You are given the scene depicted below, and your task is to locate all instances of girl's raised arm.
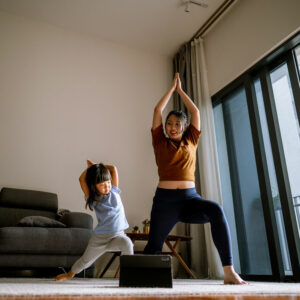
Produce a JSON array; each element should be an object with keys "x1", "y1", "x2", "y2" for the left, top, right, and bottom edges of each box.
[
  {"x1": 152, "y1": 75, "x2": 177, "y2": 130},
  {"x1": 176, "y1": 74, "x2": 201, "y2": 131},
  {"x1": 78, "y1": 159, "x2": 95, "y2": 199},
  {"x1": 105, "y1": 165, "x2": 119, "y2": 188},
  {"x1": 79, "y1": 167, "x2": 90, "y2": 199}
]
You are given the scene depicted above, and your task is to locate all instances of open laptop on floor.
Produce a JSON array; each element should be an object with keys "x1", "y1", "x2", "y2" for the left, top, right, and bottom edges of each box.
[{"x1": 119, "y1": 254, "x2": 172, "y2": 288}]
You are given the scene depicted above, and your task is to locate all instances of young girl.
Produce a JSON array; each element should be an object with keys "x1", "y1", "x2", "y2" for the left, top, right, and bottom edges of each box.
[
  {"x1": 56, "y1": 160, "x2": 133, "y2": 282},
  {"x1": 143, "y1": 73, "x2": 246, "y2": 284}
]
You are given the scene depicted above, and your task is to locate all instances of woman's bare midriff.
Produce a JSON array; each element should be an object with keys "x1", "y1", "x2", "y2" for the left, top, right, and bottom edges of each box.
[{"x1": 157, "y1": 181, "x2": 195, "y2": 189}]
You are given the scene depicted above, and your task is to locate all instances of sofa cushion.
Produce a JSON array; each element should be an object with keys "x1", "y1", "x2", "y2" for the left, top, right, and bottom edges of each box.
[
  {"x1": 0, "y1": 207, "x2": 57, "y2": 227},
  {"x1": 60, "y1": 212, "x2": 93, "y2": 229},
  {"x1": 18, "y1": 216, "x2": 66, "y2": 228},
  {"x1": 0, "y1": 227, "x2": 92, "y2": 255},
  {"x1": 0, "y1": 188, "x2": 58, "y2": 212}
]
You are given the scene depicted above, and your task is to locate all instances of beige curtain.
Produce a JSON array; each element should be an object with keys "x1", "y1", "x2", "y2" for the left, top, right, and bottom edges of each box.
[
  {"x1": 190, "y1": 37, "x2": 223, "y2": 279},
  {"x1": 173, "y1": 38, "x2": 224, "y2": 279}
]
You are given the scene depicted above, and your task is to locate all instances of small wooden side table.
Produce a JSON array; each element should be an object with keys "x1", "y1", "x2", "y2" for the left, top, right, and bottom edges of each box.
[{"x1": 99, "y1": 232, "x2": 196, "y2": 279}]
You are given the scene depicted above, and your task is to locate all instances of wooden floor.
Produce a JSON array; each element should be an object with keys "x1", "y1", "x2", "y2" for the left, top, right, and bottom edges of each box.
[{"x1": 0, "y1": 296, "x2": 300, "y2": 300}]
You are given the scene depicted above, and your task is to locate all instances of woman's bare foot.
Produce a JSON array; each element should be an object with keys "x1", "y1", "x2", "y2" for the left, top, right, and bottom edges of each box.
[
  {"x1": 55, "y1": 271, "x2": 75, "y2": 282},
  {"x1": 223, "y1": 266, "x2": 247, "y2": 285}
]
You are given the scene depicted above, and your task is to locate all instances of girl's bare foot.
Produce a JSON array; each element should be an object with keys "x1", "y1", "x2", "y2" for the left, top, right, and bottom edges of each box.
[
  {"x1": 55, "y1": 271, "x2": 75, "y2": 282},
  {"x1": 223, "y1": 266, "x2": 247, "y2": 285}
]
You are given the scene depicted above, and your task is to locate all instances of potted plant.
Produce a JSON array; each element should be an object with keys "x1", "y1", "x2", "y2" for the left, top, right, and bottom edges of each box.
[
  {"x1": 132, "y1": 226, "x2": 140, "y2": 233},
  {"x1": 142, "y1": 219, "x2": 150, "y2": 234}
]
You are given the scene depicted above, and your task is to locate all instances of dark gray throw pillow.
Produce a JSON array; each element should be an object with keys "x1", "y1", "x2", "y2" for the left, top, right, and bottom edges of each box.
[{"x1": 17, "y1": 216, "x2": 66, "y2": 228}]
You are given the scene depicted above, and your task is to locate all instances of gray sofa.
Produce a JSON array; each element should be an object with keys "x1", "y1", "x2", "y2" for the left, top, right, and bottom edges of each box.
[{"x1": 0, "y1": 187, "x2": 93, "y2": 276}]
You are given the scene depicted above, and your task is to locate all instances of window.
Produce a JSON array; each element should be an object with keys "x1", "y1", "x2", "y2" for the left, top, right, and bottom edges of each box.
[
  {"x1": 254, "y1": 77, "x2": 292, "y2": 275},
  {"x1": 214, "y1": 87, "x2": 272, "y2": 275},
  {"x1": 295, "y1": 46, "x2": 300, "y2": 74},
  {"x1": 270, "y1": 63, "x2": 300, "y2": 239},
  {"x1": 212, "y1": 32, "x2": 300, "y2": 281}
]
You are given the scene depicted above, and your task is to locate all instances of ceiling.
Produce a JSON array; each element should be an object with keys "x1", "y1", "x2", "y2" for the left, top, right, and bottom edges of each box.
[{"x1": 0, "y1": 0, "x2": 225, "y2": 57}]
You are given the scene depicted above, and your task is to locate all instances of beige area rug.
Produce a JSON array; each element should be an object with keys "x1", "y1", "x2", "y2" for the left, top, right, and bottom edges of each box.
[{"x1": 0, "y1": 278, "x2": 300, "y2": 297}]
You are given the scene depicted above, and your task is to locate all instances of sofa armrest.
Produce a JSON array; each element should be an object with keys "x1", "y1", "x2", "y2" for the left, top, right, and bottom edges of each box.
[{"x1": 60, "y1": 212, "x2": 93, "y2": 229}]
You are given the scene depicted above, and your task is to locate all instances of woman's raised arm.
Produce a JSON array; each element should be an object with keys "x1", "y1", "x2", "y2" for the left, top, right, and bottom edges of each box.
[
  {"x1": 152, "y1": 75, "x2": 177, "y2": 130},
  {"x1": 176, "y1": 73, "x2": 201, "y2": 131}
]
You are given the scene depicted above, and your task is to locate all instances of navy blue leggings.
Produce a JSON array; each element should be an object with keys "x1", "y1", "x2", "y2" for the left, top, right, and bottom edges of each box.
[{"x1": 143, "y1": 188, "x2": 233, "y2": 266}]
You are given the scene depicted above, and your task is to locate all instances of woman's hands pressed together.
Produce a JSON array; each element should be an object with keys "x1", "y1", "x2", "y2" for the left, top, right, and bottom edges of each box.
[{"x1": 175, "y1": 73, "x2": 182, "y2": 92}]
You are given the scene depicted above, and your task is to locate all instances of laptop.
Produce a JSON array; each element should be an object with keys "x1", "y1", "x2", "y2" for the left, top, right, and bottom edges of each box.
[{"x1": 119, "y1": 254, "x2": 172, "y2": 288}]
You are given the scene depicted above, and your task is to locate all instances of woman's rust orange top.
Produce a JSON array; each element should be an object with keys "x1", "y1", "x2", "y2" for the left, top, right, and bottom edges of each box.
[{"x1": 152, "y1": 124, "x2": 201, "y2": 181}]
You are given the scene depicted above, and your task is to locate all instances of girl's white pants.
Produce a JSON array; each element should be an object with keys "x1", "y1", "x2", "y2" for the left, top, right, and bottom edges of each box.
[{"x1": 71, "y1": 230, "x2": 133, "y2": 274}]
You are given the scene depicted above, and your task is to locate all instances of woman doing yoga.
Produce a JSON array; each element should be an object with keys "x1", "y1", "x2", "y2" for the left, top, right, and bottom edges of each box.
[{"x1": 143, "y1": 73, "x2": 246, "y2": 284}]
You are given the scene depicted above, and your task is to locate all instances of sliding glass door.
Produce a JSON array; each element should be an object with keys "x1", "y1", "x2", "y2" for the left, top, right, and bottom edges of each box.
[
  {"x1": 253, "y1": 78, "x2": 292, "y2": 275},
  {"x1": 214, "y1": 87, "x2": 272, "y2": 276},
  {"x1": 212, "y1": 34, "x2": 300, "y2": 281},
  {"x1": 269, "y1": 63, "x2": 300, "y2": 240}
]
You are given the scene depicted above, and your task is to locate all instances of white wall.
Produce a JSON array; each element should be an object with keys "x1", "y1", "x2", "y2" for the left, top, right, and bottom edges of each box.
[
  {"x1": 204, "y1": 0, "x2": 300, "y2": 96},
  {"x1": 0, "y1": 11, "x2": 172, "y2": 232}
]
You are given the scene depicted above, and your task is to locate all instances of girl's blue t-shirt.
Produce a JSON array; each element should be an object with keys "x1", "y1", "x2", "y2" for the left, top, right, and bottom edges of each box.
[{"x1": 91, "y1": 185, "x2": 129, "y2": 234}]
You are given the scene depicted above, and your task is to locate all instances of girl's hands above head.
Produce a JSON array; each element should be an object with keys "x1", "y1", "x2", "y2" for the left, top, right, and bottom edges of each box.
[{"x1": 87, "y1": 159, "x2": 95, "y2": 167}]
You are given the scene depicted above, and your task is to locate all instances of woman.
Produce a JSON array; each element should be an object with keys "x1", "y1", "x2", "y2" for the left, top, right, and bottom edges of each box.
[{"x1": 143, "y1": 73, "x2": 246, "y2": 284}]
